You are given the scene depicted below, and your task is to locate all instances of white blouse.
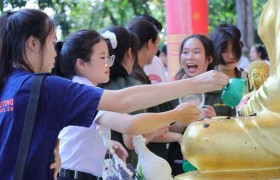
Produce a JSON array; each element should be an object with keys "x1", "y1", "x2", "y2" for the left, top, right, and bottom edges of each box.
[{"x1": 58, "y1": 76, "x2": 110, "y2": 176}]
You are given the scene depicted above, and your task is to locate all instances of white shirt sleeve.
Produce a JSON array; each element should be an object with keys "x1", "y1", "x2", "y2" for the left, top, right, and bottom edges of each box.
[{"x1": 93, "y1": 110, "x2": 106, "y2": 123}]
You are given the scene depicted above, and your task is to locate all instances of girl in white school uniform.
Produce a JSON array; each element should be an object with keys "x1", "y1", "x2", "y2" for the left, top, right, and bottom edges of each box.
[
  {"x1": 54, "y1": 29, "x2": 192, "y2": 179},
  {"x1": 54, "y1": 29, "x2": 229, "y2": 180}
]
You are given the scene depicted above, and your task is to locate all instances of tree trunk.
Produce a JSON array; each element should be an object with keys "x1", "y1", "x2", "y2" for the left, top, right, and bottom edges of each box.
[
  {"x1": 246, "y1": 0, "x2": 254, "y2": 51},
  {"x1": 235, "y1": 0, "x2": 254, "y2": 58}
]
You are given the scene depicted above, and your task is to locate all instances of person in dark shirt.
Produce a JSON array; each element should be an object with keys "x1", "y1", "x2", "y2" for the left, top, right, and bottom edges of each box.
[
  {"x1": 168, "y1": 34, "x2": 217, "y2": 176},
  {"x1": 205, "y1": 24, "x2": 248, "y2": 117}
]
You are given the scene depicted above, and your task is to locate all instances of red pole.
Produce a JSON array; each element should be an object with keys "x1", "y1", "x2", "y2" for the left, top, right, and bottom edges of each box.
[{"x1": 165, "y1": 0, "x2": 209, "y2": 81}]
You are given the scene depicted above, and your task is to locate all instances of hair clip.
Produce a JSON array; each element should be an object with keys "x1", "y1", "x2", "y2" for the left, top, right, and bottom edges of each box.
[{"x1": 101, "y1": 31, "x2": 118, "y2": 49}]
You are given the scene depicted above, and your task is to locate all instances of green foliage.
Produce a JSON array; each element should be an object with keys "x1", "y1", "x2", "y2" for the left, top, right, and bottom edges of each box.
[
  {"x1": 208, "y1": 0, "x2": 236, "y2": 33},
  {"x1": 208, "y1": 0, "x2": 268, "y2": 36},
  {"x1": 0, "y1": 0, "x2": 267, "y2": 42},
  {"x1": 252, "y1": 0, "x2": 268, "y2": 43},
  {"x1": 50, "y1": 0, "x2": 165, "y2": 39},
  {"x1": 0, "y1": 0, "x2": 26, "y2": 14}
]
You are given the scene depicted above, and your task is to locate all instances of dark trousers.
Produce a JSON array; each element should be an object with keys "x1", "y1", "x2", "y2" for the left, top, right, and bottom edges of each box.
[{"x1": 58, "y1": 168, "x2": 101, "y2": 180}]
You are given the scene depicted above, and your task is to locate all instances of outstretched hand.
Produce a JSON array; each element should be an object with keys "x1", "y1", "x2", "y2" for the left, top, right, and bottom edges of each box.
[
  {"x1": 195, "y1": 70, "x2": 229, "y2": 92},
  {"x1": 174, "y1": 103, "x2": 202, "y2": 125}
]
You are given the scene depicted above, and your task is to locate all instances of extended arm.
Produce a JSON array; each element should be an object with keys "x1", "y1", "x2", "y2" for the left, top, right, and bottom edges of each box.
[
  {"x1": 149, "y1": 132, "x2": 183, "y2": 144},
  {"x1": 97, "y1": 103, "x2": 201, "y2": 135},
  {"x1": 98, "y1": 70, "x2": 229, "y2": 113},
  {"x1": 122, "y1": 126, "x2": 170, "y2": 149}
]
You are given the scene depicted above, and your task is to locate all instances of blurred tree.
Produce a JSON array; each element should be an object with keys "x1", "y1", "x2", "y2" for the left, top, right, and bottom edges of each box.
[
  {"x1": 0, "y1": 0, "x2": 165, "y2": 39},
  {"x1": 252, "y1": 0, "x2": 268, "y2": 44},
  {"x1": 236, "y1": 0, "x2": 254, "y2": 57},
  {"x1": 0, "y1": 0, "x2": 267, "y2": 44},
  {"x1": 208, "y1": 0, "x2": 267, "y2": 57},
  {"x1": 0, "y1": 0, "x2": 26, "y2": 11},
  {"x1": 208, "y1": 0, "x2": 236, "y2": 33}
]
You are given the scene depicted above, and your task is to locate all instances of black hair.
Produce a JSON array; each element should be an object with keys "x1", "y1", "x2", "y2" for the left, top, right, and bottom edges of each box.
[
  {"x1": 0, "y1": 9, "x2": 55, "y2": 91},
  {"x1": 175, "y1": 34, "x2": 216, "y2": 80},
  {"x1": 130, "y1": 15, "x2": 162, "y2": 58},
  {"x1": 130, "y1": 14, "x2": 162, "y2": 32},
  {"x1": 253, "y1": 44, "x2": 268, "y2": 60},
  {"x1": 156, "y1": 49, "x2": 161, "y2": 57},
  {"x1": 53, "y1": 30, "x2": 102, "y2": 79},
  {"x1": 131, "y1": 63, "x2": 150, "y2": 84},
  {"x1": 127, "y1": 20, "x2": 158, "y2": 50},
  {"x1": 101, "y1": 26, "x2": 139, "y2": 81},
  {"x1": 161, "y1": 44, "x2": 167, "y2": 56},
  {"x1": 128, "y1": 19, "x2": 159, "y2": 84},
  {"x1": 210, "y1": 24, "x2": 242, "y2": 65}
]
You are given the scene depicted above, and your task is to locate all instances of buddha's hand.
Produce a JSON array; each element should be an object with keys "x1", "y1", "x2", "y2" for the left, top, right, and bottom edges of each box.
[
  {"x1": 174, "y1": 103, "x2": 202, "y2": 125},
  {"x1": 194, "y1": 70, "x2": 229, "y2": 92}
]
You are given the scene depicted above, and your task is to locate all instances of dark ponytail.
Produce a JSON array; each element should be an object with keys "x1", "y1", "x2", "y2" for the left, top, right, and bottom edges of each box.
[
  {"x1": 0, "y1": 9, "x2": 54, "y2": 92},
  {"x1": 53, "y1": 30, "x2": 102, "y2": 79},
  {"x1": 51, "y1": 41, "x2": 64, "y2": 76},
  {"x1": 127, "y1": 20, "x2": 158, "y2": 84},
  {"x1": 131, "y1": 63, "x2": 151, "y2": 84},
  {"x1": 0, "y1": 13, "x2": 13, "y2": 91},
  {"x1": 127, "y1": 20, "x2": 158, "y2": 50},
  {"x1": 101, "y1": 26, "x2": 139, "y2": 81}
]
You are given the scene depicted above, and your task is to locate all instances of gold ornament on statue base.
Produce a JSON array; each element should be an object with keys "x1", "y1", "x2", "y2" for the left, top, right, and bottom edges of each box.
[{"x1": 175, "y1": 0, "x2": 280, "y2": 179}]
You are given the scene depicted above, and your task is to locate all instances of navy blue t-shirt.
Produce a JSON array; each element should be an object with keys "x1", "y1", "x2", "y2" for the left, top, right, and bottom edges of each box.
[{"x1": 0, "y1": 68, "x2": 104, "y2": 180}]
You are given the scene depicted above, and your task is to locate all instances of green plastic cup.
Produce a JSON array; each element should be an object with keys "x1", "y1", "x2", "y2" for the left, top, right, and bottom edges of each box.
[{"x1": 222, "y1": 78, "x2": 247, "y2": 108}]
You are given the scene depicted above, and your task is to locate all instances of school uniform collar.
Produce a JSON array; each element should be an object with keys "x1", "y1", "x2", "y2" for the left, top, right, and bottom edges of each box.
[{"x1": 72, "y1": 76, "x2": 95, "y2": 87}]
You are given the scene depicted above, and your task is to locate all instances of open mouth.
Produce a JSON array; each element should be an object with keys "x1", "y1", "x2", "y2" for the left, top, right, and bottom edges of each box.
[
  {"x1": 227, "y1": 61, "x2": 236, "y2": 65},
  {"x1": 187, "y1": 64, "x2": 198, "y2": 74}
]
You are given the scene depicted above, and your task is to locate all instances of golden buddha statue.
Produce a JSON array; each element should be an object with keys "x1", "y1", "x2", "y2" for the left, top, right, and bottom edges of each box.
[
  {"x1": 247, "y1": 60, "x2": 270, "y2": 92},
  {"x1": 238, "y1": 61, "x2": 270, "y2": 110},
  {"x1": 175, "y1": 0, "x2": 280, "y2": 179}
]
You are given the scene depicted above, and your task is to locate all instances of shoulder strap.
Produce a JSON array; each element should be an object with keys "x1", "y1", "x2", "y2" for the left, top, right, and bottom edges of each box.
[{"x1": 14, "y1": 73, "x2": 48, "y2": 180}]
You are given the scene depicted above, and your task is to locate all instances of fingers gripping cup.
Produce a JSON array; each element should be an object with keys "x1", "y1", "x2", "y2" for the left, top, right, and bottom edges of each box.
[
  {"x1": 180, "y1": 93, "x2": 205, "y2": 108},
  {"x1": 180, "y1": 93, "x2": 206, "y2": 119},
  {"x1": 222, "y1": 78, "x2": 247, "y2": 108}
]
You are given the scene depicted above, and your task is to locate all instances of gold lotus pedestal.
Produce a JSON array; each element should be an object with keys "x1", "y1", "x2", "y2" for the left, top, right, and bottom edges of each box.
[
  {"x1": 175, "y1": 169, "x2": 280, "y2": 180},
  {"x1": 174, "y1": 114, "x2": 280, "y2": 180}
]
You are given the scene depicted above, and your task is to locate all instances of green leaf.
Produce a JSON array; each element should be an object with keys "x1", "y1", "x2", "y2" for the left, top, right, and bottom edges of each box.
[{"x1": 136, "y1": 164, "x2": 144, "y2": 180}]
